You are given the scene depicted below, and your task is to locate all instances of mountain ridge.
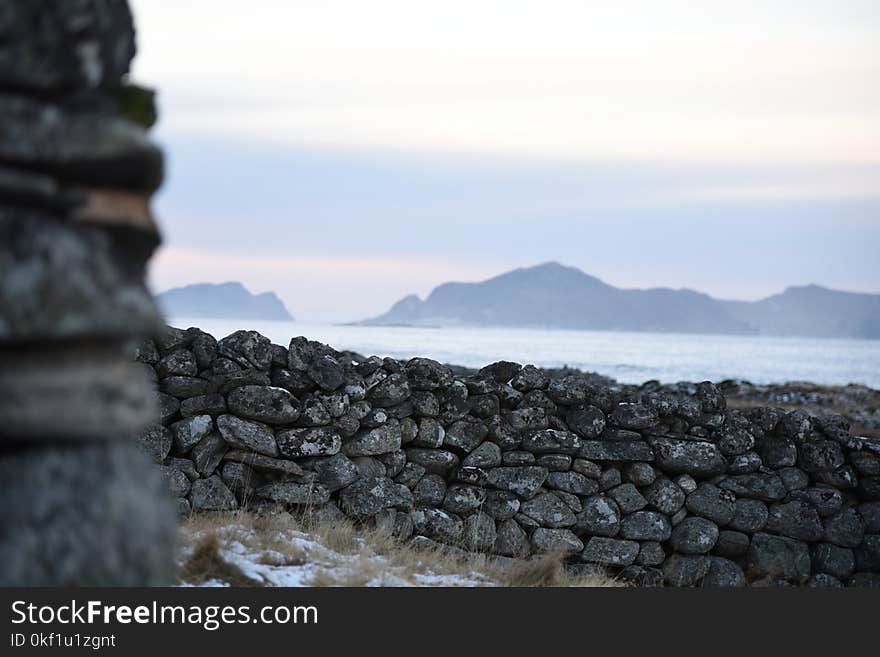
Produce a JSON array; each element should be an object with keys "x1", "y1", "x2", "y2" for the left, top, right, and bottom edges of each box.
[
  {"x1": 157, "y1": 282, "x2": 294, "y2": 321},
  {"x1": 362, "y1": 262, "x2": 880, "y2": 339}
]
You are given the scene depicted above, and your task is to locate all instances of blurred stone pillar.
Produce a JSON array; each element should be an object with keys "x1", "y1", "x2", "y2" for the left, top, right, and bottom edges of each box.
[{"x1": 0, "y1": 0, "x2": 176, "y2": 584}]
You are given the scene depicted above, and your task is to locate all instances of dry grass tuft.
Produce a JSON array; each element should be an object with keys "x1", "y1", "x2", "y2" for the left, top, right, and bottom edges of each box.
[
  {"x1": 178, "y1": 510, "x2": 623, "y2": 588},
  {"x1": 178, "y1": 532, "x2": 262, "y2": 587},
  {"x1": 489, "y1": 552, "x2": 623, "y2": 587}
]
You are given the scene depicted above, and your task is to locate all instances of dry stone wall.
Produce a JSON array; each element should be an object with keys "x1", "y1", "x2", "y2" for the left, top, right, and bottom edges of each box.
[{"x1": 138, "y1": 326, "x2": 880, "y2": 587}]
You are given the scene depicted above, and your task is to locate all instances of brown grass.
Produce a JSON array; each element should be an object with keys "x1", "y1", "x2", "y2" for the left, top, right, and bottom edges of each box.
[
  {"x1": 177, "y1": 510, "x2": 623, "y2": 587},
  {"x1": 178, "y1": 532, "x2": 263, "y2": 587}
]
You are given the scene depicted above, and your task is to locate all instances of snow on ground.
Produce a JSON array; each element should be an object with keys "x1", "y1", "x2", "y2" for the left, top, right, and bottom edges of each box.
[{"x1": 180, "y1": 522, "x2": 493, "y2": 587}]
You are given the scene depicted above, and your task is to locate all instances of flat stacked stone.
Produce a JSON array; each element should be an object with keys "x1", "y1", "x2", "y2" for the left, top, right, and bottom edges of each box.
[{"x1": 0, "y1": 0, "x2": 176, "y2": 585}]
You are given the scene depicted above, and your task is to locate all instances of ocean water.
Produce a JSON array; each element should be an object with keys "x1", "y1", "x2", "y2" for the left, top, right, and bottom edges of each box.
[{"x1": 168, "y1": 318, "x2": 880, "y2": 389}]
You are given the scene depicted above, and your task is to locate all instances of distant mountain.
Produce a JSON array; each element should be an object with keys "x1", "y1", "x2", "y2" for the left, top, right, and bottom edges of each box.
[
  {"x1": 157, "y1": 282, "x2": 294, "y2": 321},
  {"x1": 362, "y1": 262, "x2": 880, "y2": 339}
]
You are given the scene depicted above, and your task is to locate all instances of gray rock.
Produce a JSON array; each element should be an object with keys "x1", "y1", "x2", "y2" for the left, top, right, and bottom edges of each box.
[
  {"x1": 339, "y1": 476, "x2": 408, "y2": 517},
  {"x1": 608, "y1": 483, "x2": 647, "y2": 514},
  {"x1": 729, "y1": 499, "x2": 768, "y2": 533},
  {"x1": 808, "y1": 573, "x2": 844, "y2": 588},
  {"x1": 368, "y1": 373, "x2": 411, "y2": 406},
  {"x1": 0, "y1": 444, "x2": 178, "y2": 586},
  {"x1": 778, "y1": 466, "x2": 810, "y2": 491},
  {"x1": 307, "y1": 354, "x2": 345, "y2": 392},
  {"x1": 702, "y1": 557, "x2": 746, "y2": 587},
  {"x1": 566, "y1": 461, "x2": 598, "y2": 481},
  {"x1": 532, "y1": 528, "x2": 584, "y2": 554},
  {"x1": 778, "y1": 410, "x2": 812, "y2": 444},
  {"x1": 227, "y1": 385, "x2": 300, "y2": 424},
  {"x1": 714, "y1": 421, "x2": 755, "y2": 456},
  {"x1": 546, "y1": 471, "x2": 599, "y2": 496},
  {"x1": 138, "y1": 425, "x2": 172, "y2": 463},
  {"x1": 256, "y1": 481, "x2": 331, "y2": 506},
  {"x1": 493, "y1": 519, "x2": 530, "y2": 557},
  {"x1": 788, "y1": 487, "x2": 843, "y2": 517},
  {"x1": 486, "y1": 466, "x2": 548, "y2": 499},
  {"x1": 444, "y1": 419, "x2": 488, "y2": 452},
  {"x1": 191, "y1": 476, "x2": 238, "y2": 512},
  {"x1": 623, "y1": 462, "x2": 656, "y2": 487},
  {"x1": 410, "y1": 390, "x2": 440, "y2": 417},
  {"x1": 170, "y1": 414, "x2": 213, "y2": 453},
  {"x1": 463, "y1": 512, "x2": 497, "y2": 551},
  {"x1": 414, "y1": 417, "x2": 445, "y2": 447},
  {"x1": 343, "y1": 421, "x2": 401, "y2": 456},
  {"x1": 443, "y1": 484, "x2": 487, "y2": 514},
  {"x1": 714, "y1": 530, "x2": 750, "y2": 558},
  {"x1": 719, "y1": 473, "x2": 786, "y2": 501},
  {"x1": 650, "y1": 438, "x2": 726, "y2": 477},
  {"x1": 157, "y1": 393, "x2": 180, "y2": 424},
  {"x1": 636, "y1": 541, "x2": 666, "y2": 566},
  {"x1": 798, "y1": 439, "x2": 845, "y2": 473},
  {"x1": 411, "y1": 508, "x2": 464, "y2": 544},
  {"x1": 462, "y1": 441, "x2": 502, "y2": 468},
  {"x1": 191, "y1": 432, "x2": 227, "y2": 477},
  {"x1": 156, "y1": 349, "x2": 197, "y2": 377},
  {"x1": 566, "y1": 404, "x2": 606, "y2": 438},
  {"x1": 610, "y1": 402, "x2": 658, "y2": 430},
  {"x1": 685, "y1": 483, "x2": 736, "y2": 525},
  {"x1": 727, "y1": 451, "x2": 762, "y2": 474},
  {"x1": 218, "y1": 330, "x2": 272, "y2": 371},
  {"x1": 664, "y1": 554, "x2": 710, "y2": 587},
  {"x1": 404, "y1": 358, "x2": 454, "y2": 390},
  {"x1": 766, "y1": 501, "x2": 824, "y2": 541},
  {"x1": 748, "y1": 533, "x2": 811, "y2": 582},
  {"x1": 574, "y1": 495, "x2": 621, "y2": 537},
  {"x1": 579, "y1": 440, "x2": 654, "y2": 461},
  {"x1": 501, "y1": 450, "x2": 537, "y2": 466},
  {"x1": 180, "y1": 393, "x2": 227, "y2": 418},
  {"x1": 511, "y1": 365, "x2": 549, "y2": 392},
  {"x1": 308, "y1": 453, "x2": 360, "y2": 491},
  {"x1": 812, "y1": 543, "x2": 855, "y2": 579},
  {"x1": 644, "y1": 477, "x2": 685, "y2": 515},
  {"x1": 483, "y1": 490, "x2": 520, "y2": 520},
  {"x1": 522, "y1": 429, "x2": 582, "y2": 455},
  {"x1": 216, "y1": 414, "x2": 277, "y2": 456},
  {"x1": 536, "y1": 454, "x2": 572, "y2": 471},
  {"x1": 414, "y1": 473, "x2": 447, "y2": 506},
  {"x1": 405, "y1": 448, "x2": 460, "y2": 475},
  {"x1": 581, "y1": 537, "x2": 639, "y2": 566},
  {"x1": 276, "y1": 426, "x2": 340, "y2": 458},
  {"x1": 520, "y1": 492, "x2": 577, "y2": 528},
  {"x1": 164, "y1": 457, "x2": 199, "y2": 481},
  {"x1": 759, "y1": 436, "x2": 797, "y2": 468},
  {"x1": 599, "y1": 468, "x2": 622, "y2": 490},
  {"x1": 159, "y1": 466, "x2": 191, "y2": 498},
  {"x1": 222, "y1": 450, "x2": 304, "y2": 477},
  {"x1": 619, "y1": 511, "x2": 672, "y2": 541},
  {"x1": 823, "y1": 507, "x2": 865, "y2": 548},
  {"x1": 670, "y1": 517, "x2": 719, "y2": 554},
  {"x1": 220, "y1": 462, "x2": 261, "y2": 498}
]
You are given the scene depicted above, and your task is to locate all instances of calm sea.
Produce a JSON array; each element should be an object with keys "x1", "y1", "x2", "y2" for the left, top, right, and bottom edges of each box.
[{"x1": 168, "y1": 318, "x2": 880, "y2": 389}]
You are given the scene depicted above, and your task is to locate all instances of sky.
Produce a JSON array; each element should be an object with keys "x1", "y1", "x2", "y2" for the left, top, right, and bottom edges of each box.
[{"x1": 130, "y1": 0, "x2": 880, "y2": 322}]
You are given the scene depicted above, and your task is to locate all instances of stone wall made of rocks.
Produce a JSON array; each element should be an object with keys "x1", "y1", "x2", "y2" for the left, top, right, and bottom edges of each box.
[{"x1": 137, "y1": 326, "x2": 880, "y2": 587}]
